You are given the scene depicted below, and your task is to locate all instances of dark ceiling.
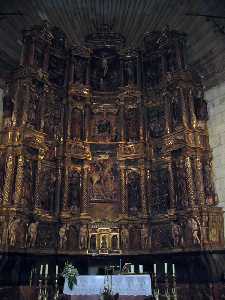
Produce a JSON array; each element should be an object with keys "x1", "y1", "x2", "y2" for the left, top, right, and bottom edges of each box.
[{"x1": 1, "y1": 0, "x2": 225, "y2": 89}]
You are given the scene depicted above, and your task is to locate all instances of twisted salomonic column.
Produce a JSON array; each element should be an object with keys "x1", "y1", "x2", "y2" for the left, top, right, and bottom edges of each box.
[
  {"x1": 120, "y1": 161, "x2": 127, "y2": 215},
  {"x1": 184, "y1": 155, "x2": 195, "y2": 207},
  {"x1": 80, "y1": 162, "x2": 89, "y2": 214},
  {"x1": 138, "y1": 99, "x2": 144, "y2": 141},
  {"x1": 119, "y1": 103, "x2": 125, "y2": 142},
  {"x1": 164, "y1": 93, "x2": 171, "y2": 134},
  {"x1": 2, "y1": 149, "x2": 14, "y2": 206},
  {"x1": 13, "y1": 154, "x2": 25, "y2": 207},
  {"x1": 62, "y1": 158, "x2": 69, "y2": 211},
  {"x1": 34, "y1": 149, "x2": 45, "y2": 210},
  {"x1": 167, "y1": 158, "x2": 176, "y2": 209},
  {"x1": 139, "y1": 161, "x2": 148, "y2": 216}
]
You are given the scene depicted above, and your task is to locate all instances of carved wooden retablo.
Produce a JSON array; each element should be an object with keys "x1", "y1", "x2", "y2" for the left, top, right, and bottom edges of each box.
[{"x1": 0, "y1": 22, "x2": 223, "y2": 255}]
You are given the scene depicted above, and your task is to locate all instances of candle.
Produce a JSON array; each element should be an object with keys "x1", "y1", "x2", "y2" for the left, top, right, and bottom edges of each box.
[
  {"x1": 119, "y1": 259, "x2": 122, "y2": 272},
  {"x1": 45, "y1": 264, "x2": 48, "y2": 277},
  {"x1": 40, "y1": 264, "x2": 43, "y2": 276},
  {"x1": 172, "y1": 264, "x2": 175, "y2": 276},
  {"x1": 164, "y1": 263, "x2": 168, "y2": 274},
  {"x1": 153, "y1": 264, "x2": 156, "y2": 274},
  {"x1": 139, "y1": 265, "x2": 143, "y2": 274},
  {"x1": 56, "y1": 265, "x2": 58, "y2": 276}
]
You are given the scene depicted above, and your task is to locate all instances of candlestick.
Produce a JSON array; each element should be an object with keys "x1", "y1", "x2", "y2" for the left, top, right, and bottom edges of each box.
[
  {"x1": 139, "y1": 265, "x2": 143, "y2": 274},
  {"x1": 130, "y1": 264, "x2": 134, "y2": 273},
  {"x1": 40, "y1": 264, "x2": 43, "y2": 276},
  {"x1": 164, "y1": 263, "x2": 167, "y2": 274},
  {"x1": 153, "y1": 264, "x2": 156, "y2": 274},
  {"x1": 56, "y1": 265, "x2": 58, "y2": 276},
  {"x1": 172, "y1": 264, "x2": 175, "y2": 276},
  {"x1": 45, "y1": 264, "x2": 48, "y2": 277}
]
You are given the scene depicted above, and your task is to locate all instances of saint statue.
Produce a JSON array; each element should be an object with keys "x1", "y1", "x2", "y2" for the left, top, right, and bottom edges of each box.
[{"x1": 27, "y1": 221, "x2": 39, "y2": 248}]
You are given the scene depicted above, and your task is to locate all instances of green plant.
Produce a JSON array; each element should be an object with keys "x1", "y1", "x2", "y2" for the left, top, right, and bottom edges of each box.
[{"x1": 62, "y1": 262, "x2": 79, "y2": 290}]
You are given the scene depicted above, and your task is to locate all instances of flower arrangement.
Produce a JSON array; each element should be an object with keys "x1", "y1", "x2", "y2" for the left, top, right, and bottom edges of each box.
[{"x1": 62, "y1": 262, "x2": 79, "y2": 290}]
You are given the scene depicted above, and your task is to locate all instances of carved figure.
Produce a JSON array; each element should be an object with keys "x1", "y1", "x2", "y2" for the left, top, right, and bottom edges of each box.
[
  {"x1": 171, "y1": 89, "x2": 182, "y2": 128},
  {"x1": 101, "y1": 235, "x2": 108, "y2": 249},
  {"x1": 79, "y1": 225, "x2": 88, "y2": 249},
  {"x1": 172, "y1": 222, "x2": 183, "y2": 247},
  {"x1": 141, "y1": 224, "x2": 149, "y2": 249},
  {"x1": 8, "y1": 218, "x2": 21, "y2": 247},
  {"x1": 124, "y1": 59, "x2": 135, "y2": 84},
  {"x1": 27, "y1": 221, "x2": 39, "y2": 248},
  {"x1": 68, "y1": 171, "x2": 80, "y2": 210},
  {"x1": 187, "y1": 218, "x2": 201, "y2": 245},
  {"x1": 121, "y1": 226, "x2": 129, "y2": 249},
  {"x1": 128, "y1": 172, "x2": 141, "y2": 213},
  {"x1": 59, "y1": 224, "x2": 69, "y2": 249}
]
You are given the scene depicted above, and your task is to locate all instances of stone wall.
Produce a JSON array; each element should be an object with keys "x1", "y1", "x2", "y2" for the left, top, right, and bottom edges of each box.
[{"x1": 206, "y1": 82, "x2": 225, "y2": 232}]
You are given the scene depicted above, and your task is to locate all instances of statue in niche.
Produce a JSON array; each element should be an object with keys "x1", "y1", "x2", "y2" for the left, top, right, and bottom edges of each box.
[
  {"x1": 202, "y1": 160, "x2": 215, "y2": 205},
  {"x1": 125, "y1": 109, "x2": 139, "y2": 141},
  {"x1": 91, "y1": 50, "x2": 119, "y2": 91},
  {"x1": 147, "y1": 107, "x2": 165, "y2": 138},
  {"x1": 141, "y1": 224, "x2": 149, "y2": 249},
  {"x1": 111, "y1": 235, "x2": 119, "y2": 250},
  {"x1": 3, "y1": 88, "x2": 14, "y2": 127},
  {"x1": 0, "y1": 153, "x2": 6, "y2": 205},
  {"x1": 171, "y1": 222, "x2": 183, "y2": 247},
  {"x1": 158, "y1": 169, "x2": 170, "y2": 211},
  {"x1": 124, "y1": 59, "x2": 135, "y2": 85},
  {"x1": 174, "y1": 160, "x2": 188, "y2": 209},
  {"x1": 27, "y1": 94, "x2": 39, "y2": 129},
  {"x1": 194, "y1": 89, "x2": 208, "y2": 121},
  {"x1": 27, "y1": 221, "x2": 39, "y2": 248},
  {"x1": 68, "y1": 171, "x2": 80, "y2": 211},
  {"x1": 40, "y1": 171, "x2": 56, "y2": 212},
  {"x1": 79, "y1": 225, "x2": 88, "y2": 249},
  {"x1": 121, "y1": 226, "x2": 129, "y2": 249},
  {"x1": 59, "y1": 224, "x2": 69, "y2": 249},
  {"x1": 128, "y1": 172, "x2": 141, "y2": 214},
  {"x1": 71, "y1": 108, "x2": 83, "y2": 140},
  {"x1": 171, "y1": 89, "x2": 182, "y2": 128},
  {"x1": 186, "y1": 218, "x2": 201, "y2": 246},
  {"x1": 100, "y1": 235, "x2": 108, "y2": 249},
  {"x1": 90, "y1": 235, "x2": 97, "y2": 250}
]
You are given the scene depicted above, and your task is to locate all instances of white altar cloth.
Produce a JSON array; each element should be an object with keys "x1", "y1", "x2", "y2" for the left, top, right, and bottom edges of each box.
[{"x1": 64, "y1": 275, "x2": 152, "y2": 296}]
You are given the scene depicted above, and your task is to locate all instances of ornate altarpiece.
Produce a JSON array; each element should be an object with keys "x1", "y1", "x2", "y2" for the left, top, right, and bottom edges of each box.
[{"x1": 0, "y1": 22, "x2": 223, "y2": 256}]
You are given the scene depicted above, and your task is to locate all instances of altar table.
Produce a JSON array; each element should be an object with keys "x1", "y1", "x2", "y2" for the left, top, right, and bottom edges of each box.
[{"x1": 63, "y1": 275, "x2": 152, "y2": 297}]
